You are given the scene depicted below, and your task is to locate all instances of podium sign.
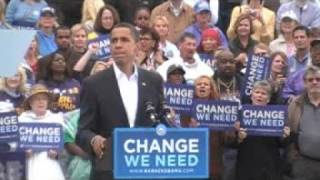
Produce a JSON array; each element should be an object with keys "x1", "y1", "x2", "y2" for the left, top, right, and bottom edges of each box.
[{"x1": 113, "y1": 126, "x2": 209, "y2": 179}]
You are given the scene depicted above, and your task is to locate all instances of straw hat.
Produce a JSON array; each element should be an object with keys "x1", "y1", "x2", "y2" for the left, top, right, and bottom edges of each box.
[{"x1": 23, "y1": 84, "x2": 52, "y2": 110}]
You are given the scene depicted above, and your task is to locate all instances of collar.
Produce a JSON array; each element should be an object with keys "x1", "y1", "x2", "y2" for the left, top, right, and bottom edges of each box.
[
  {"x1": 166, "y1": 1, "x2": 186, "y2": 16},
  {"x1": 113, "y1": 63, "x2": 138, "y2": 80},
  {"x1": 183, "y1": 58, "x2": 198, "y2": 68},
  {"x1": 294, "y1": 52, "x2": 310, "y2": 63},
  {"x1": 234, "y1": 37, "x2": 256, "y2": 50}
]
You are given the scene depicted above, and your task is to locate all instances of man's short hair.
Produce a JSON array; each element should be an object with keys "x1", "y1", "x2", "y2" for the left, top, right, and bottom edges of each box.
[
  {"x1": 178, "y1": 32, "x2": 196, "y2": 45},
  {"x1": 112, "y1": 23, "x2": 139, "y2": 42},
  {"x1": 303, "y1": 66, "x2": 320, "y2": 80},
  {"x1": 293, "y1": 25, "x2": 310, "y2": 37}
]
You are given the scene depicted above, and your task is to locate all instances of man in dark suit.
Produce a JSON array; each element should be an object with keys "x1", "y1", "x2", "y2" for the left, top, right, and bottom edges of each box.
[{"x1": 76, "y1": 23, "x2": 165, "y2": 180}]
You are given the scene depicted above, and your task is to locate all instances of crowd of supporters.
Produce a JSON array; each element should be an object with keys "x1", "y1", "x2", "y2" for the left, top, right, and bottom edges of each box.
[{"x1": 1, "y1": 0, "x2": 320, "y2": 180}]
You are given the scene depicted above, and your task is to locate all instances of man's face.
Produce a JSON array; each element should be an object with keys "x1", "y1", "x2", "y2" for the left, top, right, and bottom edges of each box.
[
  {"x1": 216, "y1": 54, "x2": 236, "y2": 77},
  {"x1": 39, "y1": 15, "x2": 55, "y2": 29},
  {"x1": 179, "y1": 37, "x2": 196, "y2": 61},
  {"x1": 72, "y1": 29, "x2": 87, "y2": 50},
  {"x1": 56, "y1": 29, "x2": 71, "y2": 50},
  {"x1": 110, "y1": 27, "x2": 137, "y2": 66},
  {"x1": 311, "y1": 46, "x2": 320, "y2": 67},
  {"x1": 304, "y1": 72, "x2": 320, "y2": 94},
  {"x1": 293, "y1": 30, "x2": 309, "y2": 50},
  {"x1": 196, "y1": 11, "x2": 211, "y2": 25}
]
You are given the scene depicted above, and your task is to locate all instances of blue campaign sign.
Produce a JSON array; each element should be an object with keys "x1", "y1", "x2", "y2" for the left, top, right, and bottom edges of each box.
[
  {"x1": 18, "y1": 123, "x2": 63, "y2": 151},
  {"x1": 241, "y1": 105, "x2": 288, "y2": 137},
  {"x1": 0, "y1": 111, "x2": 19, "y2": 142},
  {"x1": 241, "y1": 54, "x2": 271, "y2": 100},
  {"x1": 198, "y1": 53, "x2": 215, "y2": 69},
  {"x1": 88, "y1": 34, "x2": 111, "y2": 60},
  {"x1": 192, "y1": 100, "x2": 239, "y2": 131},
  {"x1": 0, "y1": 30, "x2": 36, "y2": 77},
  {"x1": 163, "y1": 83, "x2": 194, "y2": 115},
  {"x1": 0, "y1": 152, "x2": 26, "y2": 180},
  {"x1": 113, "y1": 126, "x2": 209, "y2": 179}
]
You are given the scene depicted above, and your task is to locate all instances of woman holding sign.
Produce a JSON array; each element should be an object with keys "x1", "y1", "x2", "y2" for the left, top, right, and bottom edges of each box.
[
  {"x1": 183, "y1": 75, "x2": 224, "y2": 180},
  {"x1": 236, "y1": 80, "x2": 290, "y2": 180},
  {"x1": 19, "y1": 84, "x2": 64, "y2": 180}
]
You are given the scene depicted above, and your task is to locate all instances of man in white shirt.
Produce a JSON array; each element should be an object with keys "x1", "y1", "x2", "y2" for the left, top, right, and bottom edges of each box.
[
  {"x1": 76, "y1": 23, "x2": 165, "y2": 180},
  {"x1": 157, "y1": 32, "x2": 214, "y2": 84}
]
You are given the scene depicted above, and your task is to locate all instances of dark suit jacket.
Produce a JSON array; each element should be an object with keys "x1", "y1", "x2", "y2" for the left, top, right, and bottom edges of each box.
[{"x1": 76, "y1": 65, "x2": 164, "y2": 177}]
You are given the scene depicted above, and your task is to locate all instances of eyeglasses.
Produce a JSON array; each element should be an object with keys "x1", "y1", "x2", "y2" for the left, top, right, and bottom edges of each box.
[{"x1": 306, "y1": 77, "x2": 320, "y2": 83}]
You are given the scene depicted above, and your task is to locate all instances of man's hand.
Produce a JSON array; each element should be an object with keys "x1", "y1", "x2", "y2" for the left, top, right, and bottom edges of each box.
[{"x1": 91, "y1": 135, "x2": 107, "y2": 159}]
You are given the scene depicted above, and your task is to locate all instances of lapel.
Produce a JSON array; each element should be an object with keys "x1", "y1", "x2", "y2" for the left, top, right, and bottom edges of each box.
[
  {"x1": 135, "y1": 68, "x2": 148, "y2": 126},
  {"x1": 107, "y1": 66, "x2": 129, "y2": 126}
]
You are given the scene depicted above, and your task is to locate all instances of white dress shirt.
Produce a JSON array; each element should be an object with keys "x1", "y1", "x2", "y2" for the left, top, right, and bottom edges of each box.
[{"x1": 113, "y1": 63, "x2": 138, "y2": 127}]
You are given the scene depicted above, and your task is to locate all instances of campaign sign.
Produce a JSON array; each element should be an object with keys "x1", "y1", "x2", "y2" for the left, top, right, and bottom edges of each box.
[
  {"x1": 18, "y1": 123, "x2": 63, "y2": 151},
  {"x1": 241, "y1": 54, "x2": 271, "y2": 100},
  {"x1": 0, "y1": 30, "x2": 36, "y2": 77},
  {"x1": 0, "y1": 152, "x2": 26, "y2": 180},
  {"x1": 192, "y1": 100, "x2": 239, "y2": 131},
  {"x1": 163, "y1": 83, "x2": 194, "y2": 115},
  {"x1": 113, "y1": 126, "x2": 209, "y2": 179},
  {"x1": 0, "y1": 112, "x2": 19, "y2": 142},
  {"x1": 241, "y1": 105, "x2": 288, "y2": 137},
  {"x1": 88, "y1": 34, "x2": 111, "y2": 60},
  {"x1": 198, "y1": 53, "x2": 215, "y2": 69}
]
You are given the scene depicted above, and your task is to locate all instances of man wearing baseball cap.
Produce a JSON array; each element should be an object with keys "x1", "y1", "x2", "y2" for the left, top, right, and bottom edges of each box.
[
  {"x1": 269, "y1": 10, "x2": 299, "y2": 56},
  {"x1": 184, "y1": 0, "x2": 228, "y2": 48},
  {"x1": 36, "y1": 7, "x2": 58, "y2": 57}
]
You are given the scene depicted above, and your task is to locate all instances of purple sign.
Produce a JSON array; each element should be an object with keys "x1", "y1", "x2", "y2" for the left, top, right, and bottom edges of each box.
[
  {"x1": 163, "y1": 83, "x2": 194, "y2": 115},
  {"x1": 0, "y1": 111, "x2": 19, "y2": 142},
  {"x1": 241, "y1": 105, "x2": 288, "y2": 137},
  {"x1": 0, "y1": 152, "x2": 26, "y2": 180},
  {"x1": 18, "y1": 123, "x2": 63, "y2": 151},
  {"x1": 198, "y1": 53, "x2": 215, "y2": 69},
  {"x1": 241, "y1": 54, "x2": 271, "y2": 101},
  {"x1": 192, "y1": 100, "x2": 238, "y2": 131},
  {"x1": 88, "y1": 34, "x2": 111, "y2": 60}
]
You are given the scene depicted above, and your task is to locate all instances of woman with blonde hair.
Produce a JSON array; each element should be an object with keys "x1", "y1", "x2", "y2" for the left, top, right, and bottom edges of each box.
[
  {"x1": 182, "y1": 75, "x2": 237, "y2": 180},
  {"x1": 81, "y1": 0, "x2": 105, "y2": 32},
  {"x1": 151, "y1": 15, "x2": 179, "y2": 59},
  {"x1": 0, "y1": 68, "x2": 28, "y2": 114}
]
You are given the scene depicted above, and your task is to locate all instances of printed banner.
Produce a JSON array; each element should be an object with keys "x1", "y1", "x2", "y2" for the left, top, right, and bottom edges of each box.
[
  {"x1": 241, "y1": 54, "x2": 271, "y2": 100},
  {"x1": 198, "y1": 53, "x2": 215, "y2": 69},
  {"x1": 163, "y1": 83, "x2": 194, "y2": 115},
  {"x1": 0, "y1": 111, "x2": 19, "y2": 142},
  {"x1": 18, "y1": 123, "x2": 63, "y2": 151},
  {"x1": 192, "y1": 100, "x2": 239, "y2": 131},
  {"x1": 0, "y1": 152, "x2": 26, "y2": 180},
  {"x1": 113, "y1": 125, "x2": 209, "y2": 179},
  {"x1": 88, "y1": 34, "x2": 111, "y2": 60},
  {"x1": 241, "y1": 105, "x2": 288, "y2": 137},
  {"x1": 0, "y1": 30, "x2": 36, "y2": 77}
]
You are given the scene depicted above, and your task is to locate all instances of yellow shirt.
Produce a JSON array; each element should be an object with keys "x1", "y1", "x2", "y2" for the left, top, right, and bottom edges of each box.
[{"x1": 227, "y1": 5, "x2": 275, "y2": 45}]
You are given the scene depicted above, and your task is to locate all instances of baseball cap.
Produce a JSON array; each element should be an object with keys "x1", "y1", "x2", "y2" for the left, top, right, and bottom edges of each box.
[
  {"x1": 194, "y1": 1, "x2": 211, "y2": 14},
  {"x1": 167, "y1": 64, "x2": 185, "y2": 76},
  {"x1": 280, "y1": 11, "x2": 298, "y2": 22},
  {"x1": 40, "y1": 7, "x2": 56, "y2": 17}
]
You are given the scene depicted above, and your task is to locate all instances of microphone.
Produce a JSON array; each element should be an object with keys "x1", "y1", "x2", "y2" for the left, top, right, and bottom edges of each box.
[
  {"x1": 145, "y1": 101, "x2": 160, "y2": 125},
  {"x1": 160, "y1": 102, "x2": 177, "y2": 127}
]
